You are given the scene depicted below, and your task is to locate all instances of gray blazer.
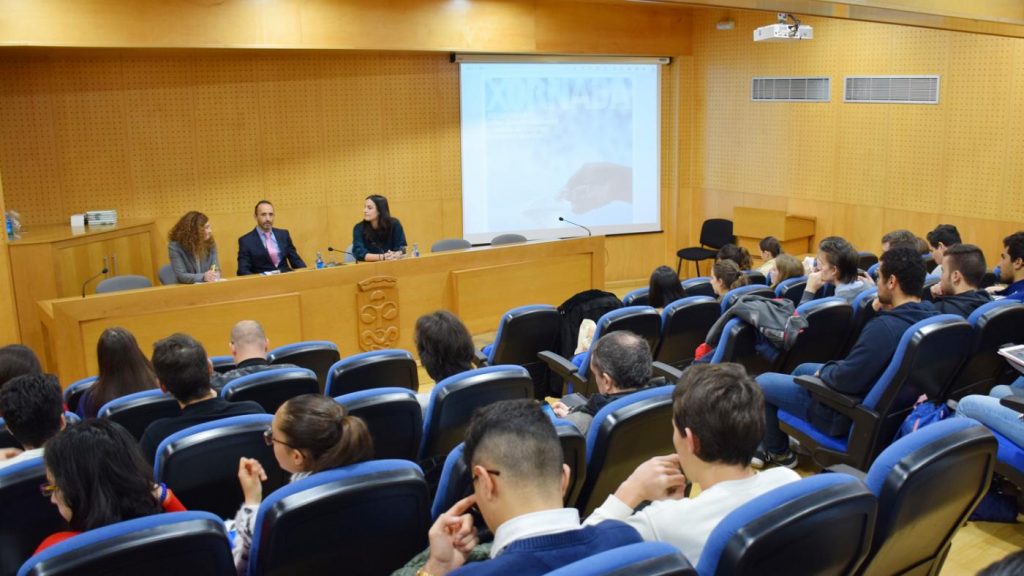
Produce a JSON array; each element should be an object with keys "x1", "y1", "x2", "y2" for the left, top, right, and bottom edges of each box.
[{"x1": 168, "y1": 240, "x2": 219, "y2": 284}]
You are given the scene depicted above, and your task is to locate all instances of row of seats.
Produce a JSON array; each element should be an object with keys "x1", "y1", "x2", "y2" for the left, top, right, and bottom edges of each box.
[{"x1": 5, "y1": 416, "x2": 995, "y2": 576}]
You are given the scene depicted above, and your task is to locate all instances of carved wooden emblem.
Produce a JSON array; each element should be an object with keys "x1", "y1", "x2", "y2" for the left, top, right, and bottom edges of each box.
[{"x1": 356, "y1": 276, "x2": 399, "y2": 351}]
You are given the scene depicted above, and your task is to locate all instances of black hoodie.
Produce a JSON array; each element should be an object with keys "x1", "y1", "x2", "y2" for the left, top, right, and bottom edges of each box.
[{"x1": 931, "y1": 289, "x2": 993, "y2": 318}]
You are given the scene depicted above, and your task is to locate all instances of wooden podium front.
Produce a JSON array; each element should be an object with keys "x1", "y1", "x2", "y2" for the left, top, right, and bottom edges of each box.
[{"x1": 733, "y1": 207, "x2": 816, "y2": 260}]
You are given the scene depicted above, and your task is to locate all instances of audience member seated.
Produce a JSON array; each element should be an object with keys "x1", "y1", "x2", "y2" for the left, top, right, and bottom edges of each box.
[
  {"x1": 756, "y1": 236, "x2": 782, "y2": 276},
  {"x1": 754, "y1": 247, "x2": 936, "y2": 468},
  {"x1": 168, "y1": 210, "x2": 220, "y2": 284},
  {"x1": 140, "y1": 333, "x2": 264, "y2": 462},
  {"x1": 768, "y1": 254, "x2": 804, "y2": 291},
  {"x1": 552, "y1": 332, "x2": 653, "y2": 434},
  {"x1": 717, "y1": 244, "x2": 752, "y2": 271},
  {"x1": 421, "y1": 399, "x2": 642, "y2": 575},
  {"x1": 925, "y1": 223, "x2": 961, "y2": 280},
  {"x1": 648, "y1": 266, "x2": 685, "y2": 309},
  {"x1": 0, "y1": 343, "x2": 42, "y2": 386},
  {"x1": 415, "y1": 311, "x2": 476, "y2": 383},
  {"x1": 34, "y1": 419, "x2": 186, "y2": 553},
  {"x1": 231, "y1": 394, "x2": 372, "y2": 574},
  {"x1": 930, "y1": 243, "x2": 992, "y2": 317},
  {"x1": 583, "y1": 363, "x2": 799, "y2": 567},
  {"x1": 210, "y1": 320, "x2": 298, "y2": 391},
  {"x1": 0, "y1": 373, "x2": 65, "y2": 470},
  {"x1": 710, "y1": 260, "x2": 750, "y2": 300},
  {"x1": 992, "y1": 231, "x2": 1024, "y2": 302},
  {"x1": 881, "y1": 229, "x2": 918, "y2": 253},
  {"x1": 801, "y1": 236, "x2": 869, "y2": 305},
  {"x1": 956, "y1": 392, "x2": 1024, "y2": 447},
  {"x1": 77, "y1": 327, "x2": 158, "y2": 419}
]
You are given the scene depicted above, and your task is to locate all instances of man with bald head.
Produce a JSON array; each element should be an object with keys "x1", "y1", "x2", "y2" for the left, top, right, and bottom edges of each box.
[{"x1": 210, "y1": 320, "x2": 297, "y2": 391}]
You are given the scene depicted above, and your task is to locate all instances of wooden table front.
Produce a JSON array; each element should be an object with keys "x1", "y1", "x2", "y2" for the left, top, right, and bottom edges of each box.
[{"x1": 38, "y1": 236, "x2": 604, "y2": 385}]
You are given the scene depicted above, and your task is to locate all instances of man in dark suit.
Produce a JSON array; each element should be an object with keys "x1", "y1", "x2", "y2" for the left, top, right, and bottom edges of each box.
[{"x1": 237, "y1": 200, "x2": 306, "y2": 275}]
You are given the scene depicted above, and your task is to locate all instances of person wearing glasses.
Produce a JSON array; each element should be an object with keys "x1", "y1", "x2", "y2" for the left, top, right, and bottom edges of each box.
[
  {"x1": 139, "y1": 333, "x2": 264, "y2": 462},
  {"x1": 0, "y1": 373, "x2": 64, "y2": 470},
  {"x1": 34, "y1": 419, "x2": 187, "y2": 553},
  {"x1": 231, "y1": 394, "x2": 372, "y2": 575}
]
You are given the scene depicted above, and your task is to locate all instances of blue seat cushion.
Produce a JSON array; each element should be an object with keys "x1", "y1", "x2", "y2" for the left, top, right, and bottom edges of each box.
[{"x1": 778, "y1": 410, "x2": 849, "y2": 453}]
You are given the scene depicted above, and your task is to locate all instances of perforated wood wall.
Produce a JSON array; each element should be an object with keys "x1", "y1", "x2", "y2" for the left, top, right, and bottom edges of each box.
[{"x1": 692, "y1": 10, "x2": 1024, "y2": 260}]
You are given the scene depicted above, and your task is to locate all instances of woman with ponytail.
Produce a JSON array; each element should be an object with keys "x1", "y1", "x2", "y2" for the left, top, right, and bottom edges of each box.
[{"x1": 231, "y1": 394, "x2": 373, "y2": 573}]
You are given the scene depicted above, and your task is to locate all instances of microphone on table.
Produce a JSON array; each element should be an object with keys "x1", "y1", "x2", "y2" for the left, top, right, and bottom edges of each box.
[
  {"x1": 558, "y1": 216, "x2": 592, "y2": 237},
  {"x1": 327, "y1": 246, "x2": 358, "y2": 263},
  {"x1": 81, "y1": 267, "x2": 109, "y2": 298}
]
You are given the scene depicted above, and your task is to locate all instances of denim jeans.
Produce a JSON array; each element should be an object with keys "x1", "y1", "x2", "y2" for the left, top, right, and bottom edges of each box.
[
  {"x1": 989, "y1": 376, "x2": 1024, "y2": 399},
  {"x1": 756, "y1": 363, "x2": 823, "y2": 454},
  {"x1": 957, "y1": 394, "x2": 1024, "y2": 446}
]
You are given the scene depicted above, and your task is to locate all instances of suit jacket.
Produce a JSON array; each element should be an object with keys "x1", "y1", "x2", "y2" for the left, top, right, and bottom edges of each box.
[
  {"x1": 237, "y1": 227, "x2": 306, "y2": 275},
  {"x1": 168, "y1": 241, "x2": 219, "y2": 284}
]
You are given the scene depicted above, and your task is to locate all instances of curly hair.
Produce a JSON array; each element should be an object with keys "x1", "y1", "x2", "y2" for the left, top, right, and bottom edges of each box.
[{"x1": 168, "y1": 211, "x2": 214, "y2": 260}]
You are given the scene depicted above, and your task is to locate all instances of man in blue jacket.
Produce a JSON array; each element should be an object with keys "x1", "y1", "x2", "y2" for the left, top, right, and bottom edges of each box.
[
  {"x1": 237, "y1": 200, "x2": 306, "y2": 275},
  {"x1": 753, "y1": 246, "x2": 937, "y2": 469},
  {"x1": 994, "y1": 231, "x2": 1024, "y2": 302}
]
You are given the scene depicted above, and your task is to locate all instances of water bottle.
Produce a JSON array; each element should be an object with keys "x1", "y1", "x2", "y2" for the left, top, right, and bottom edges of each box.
[
  {"x1": 412, "y1": 243, "x2": 420, "y2": 258},
  {"x1": 315, "y1": 251, "x2": 324, "y2": 269},
  {"x1": 4, "y1": 213, "x2": 11, "y2": 241}
]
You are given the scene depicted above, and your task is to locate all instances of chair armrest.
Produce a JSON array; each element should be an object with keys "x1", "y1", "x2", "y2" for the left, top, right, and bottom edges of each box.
[
  {"x1": 538, "y1": 351, "x2": 579, "y2": 380},
  {"x1": 793, "y1": 375, "x2": 859, "y2": 410},
  {"x1": 651, "y1": 361, "x2": 683, "y2": 384},
  {"x1": 1000, "y1": 396, "x2": 1024, "y2": 414},
  {"x1": 472, "y1": 349, "x2": 489, "y2": 368},
  {"x1": 826, "y1": 464, "x2": 867, "y2": 482}
]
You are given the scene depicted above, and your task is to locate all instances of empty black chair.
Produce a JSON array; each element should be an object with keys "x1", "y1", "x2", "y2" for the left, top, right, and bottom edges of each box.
[
  {"x1": 743, "y1": 270, "x2": 767, "y2": 285},
  {"x1": 548, "y1": 541, "x2": 696, "y2": 576},
  {"x1": 221, "y1": 367, "x2": 319, "y2": 413},
  {"x1": 676, "y1": 218, "x2": 734, "y2": 277},
  {"x1": 851, "y1": 418, "x2": 996, "y2": 576},
  {"x1": 779, "y1": 315, "x2": 973, "y2": 470},
  {"x1": 324, "y1": 349, "x2": 418, "y2": 397},
  {"x1": 576, "y1": 385, "x2": 675, "y2": 516},
  {"x1": 1, "y1": 457, "x2": 68, "y2": 576},
  {"x1": 16, "y1": 511, "x2": 233, "y2": 576},
  {"x1": 681, "y1": 277, "x2": 716, "y2": 298},
  {"x1": 776, "y1": 297, "x2": 853, "y2": 374},
  {"x1": 475, "y1": 305, "x2": 561, "y2": 399},
  {"x1": 266, "y1": 341, "x2": 340, "y2": 393},
  {"x1": 653, "y1": 296, "x2": 719, "y2": 369},
  {"x1": 946, "y1": 300, "x2": 1024, "y2": 400},
  {"x1": 335, "y1": 387, "x2": 423, "y2": 461},
  {"x1": 246, "y1": 460, "x2": 430, "y2": 576},
  {"x1": 697, "y1": 474, "x2": 876, "y2": 576},
  {"x1": 98, "y1": 389, "x2": 181, "y2": 441},
  {"x1": 154, "y1": 414, "x2": 288, "y2": 519},
  {"x1": 774, "y1": 276, "x2": 808, "y2": 307},
  {"x1": 858, "y1": 252, "x2": 879, "y2": 271}
]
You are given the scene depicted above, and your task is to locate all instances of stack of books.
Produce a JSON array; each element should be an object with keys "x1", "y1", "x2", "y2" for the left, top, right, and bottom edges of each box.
[{"x1": 85, "y1": 210, "x2": 118, "y2": 226}]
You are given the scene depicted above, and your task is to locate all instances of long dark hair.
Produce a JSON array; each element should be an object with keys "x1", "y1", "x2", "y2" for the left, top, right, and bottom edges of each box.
[
  {"x1": 277, "y1": 395, "x2": 373, "y2": 473},
  {"x1": 88, "y1": 328, "x2": 158, "y2": 418},
  {"x1": 361, "y1": 195, "x2": 394, "y2": 249},
  {"x1": 648, "y1": 266, "x2": 685, "y2": 308},
  {"x1": 45, "y1": 420, "x2": 162, "y2": 532}
]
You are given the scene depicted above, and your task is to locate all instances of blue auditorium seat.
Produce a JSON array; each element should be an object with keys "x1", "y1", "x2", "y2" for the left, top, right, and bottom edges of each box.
[
  {"x1": 220, "y1": 367, "x2": 319, "y2": 413},
  {"x1": 335, "y1": 387, "x2": 422, "y2": 461},
  {"x1": 266, "y1": 340, "x2": 340, "y2": 393},
  {"x1": 547, "y1": 541, "x2": 696, "y2": 576},
  {"x1": 324, "y1": 349, "x2": 418, "y2": 397},
  {"x1": 1, "y1": 457, "x2": 68, "y2": 576}
]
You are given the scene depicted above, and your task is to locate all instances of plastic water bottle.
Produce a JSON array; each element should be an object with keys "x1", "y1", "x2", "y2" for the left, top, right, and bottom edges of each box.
[
  {"x1": 412, "y1": 243, "x2": 420, "y2": 258},
  {"x1": 315, "y1": 251, "x2": 324, "y2": 269}
]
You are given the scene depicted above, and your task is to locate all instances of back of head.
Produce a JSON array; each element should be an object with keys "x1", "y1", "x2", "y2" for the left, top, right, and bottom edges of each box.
[
  {"x1": 0, "y1": 344, "x2": 42, "y2": 386},
  {"x1": 880, "y1": 246, "x2": 927, "y2": 297},
  {"x1": 414, "y1": 310, "x2": 474, "y2": 382},
  {"x1": 230, "y1": 320, "x2": 268, "y2": 357},
  {"x1": 278, "y1": 394, "x2": 373, "y2": 473},
  {"x1": 759, "y1": 236, "x2": 781, "y2": 258},
  {"x1": 819, "y1": 236, "x2": 860, "y2": 284},
  {"x1": 713, "y1": 259, "x2": 749, "y2": 291},
  {"x1": 463, "y1": 399, "x2": 563, "y2": 498},
  {"x1": 0, "y1": 373, "x2": 63, "y2": 449},
  {"x1": 93, "y1": 327, "x2": 158, "y2": 413},
  {"x1": 881, "y1": 229, "x2": 917, "y2": 251},
  {"x1": 672, "y1": 363, "x2": 763, "y2": 466},
  {"x1": 648, "y1": 265, "x2": 685, "y2": 308},
  {"x1": 943, "y1": 243, "x2": 986, "y2": 288},
  {"x1": 590, "y1": 331, "x2": 652, "y2": 391},
  {"x1": 152, "y1": 333, "x2": 211, "y2": 403},
  {"x1": 44, "y1": 419, "x2": 161, "y2": 532},
  {"x1": 771, "y1": 254, "x2": 805, "y2": 287},
  {"x1": 926, "y1": 224, "x2": 961, "y2": 249},
  {"x1": 717, "y1": 244, "x2": 752, "y2": 270}
]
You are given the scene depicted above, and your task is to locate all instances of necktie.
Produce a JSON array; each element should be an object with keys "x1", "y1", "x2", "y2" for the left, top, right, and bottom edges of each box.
[{"x1": 265, "y1": 231, "x2": 280, "y2": 267}]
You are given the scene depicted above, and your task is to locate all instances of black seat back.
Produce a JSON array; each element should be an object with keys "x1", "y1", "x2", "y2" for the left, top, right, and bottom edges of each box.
[
  {"x1": 489, "y1": 306, "x2": 562, "y2": 395},
  {"x1": 325, "y1": 350, "x2": 418, "y2": 397},
  {"x1": 99, "y1": 390, "x2": 182, "y2": 441},
  {"x1": 266, "y1": 341, "x2": 341, "y2": 393},
  {"x1": 221, "y1": 367, "x2": 319, "y2": 413},
  {"x1": 0, "y1": 458, "x2": 68, "y2": 576},
  {"x1": 777, "y1": 298, "x2": 853, "y2": 374},
  {"x1": 336, "y1": 388, "x2": 423, "y2": 461},
  {"x1": 947, "y1": 301, "x2": 1024, "y2": 400},
  {"x1": 653, "y1": 296, "x2": 719, "y2": 369}
]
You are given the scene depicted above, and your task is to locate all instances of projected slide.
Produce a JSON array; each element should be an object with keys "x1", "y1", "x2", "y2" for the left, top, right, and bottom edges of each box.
[{"x1": 460, "y1": 62, "x2": 661, "y2": 244}]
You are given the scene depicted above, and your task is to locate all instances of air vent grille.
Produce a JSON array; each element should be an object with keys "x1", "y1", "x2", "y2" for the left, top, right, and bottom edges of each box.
[
  {"x1": 751, "y1": 77, "x2": 830, "y2": 102},
  {"x1": 844, "y1": 76, "x2": 940, "y2": 104}
]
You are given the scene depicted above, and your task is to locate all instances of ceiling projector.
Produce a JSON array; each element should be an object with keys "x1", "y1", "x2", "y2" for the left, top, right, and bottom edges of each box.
[{"x1": 754, "y1": 13, "x2": 813, "y2": 42}]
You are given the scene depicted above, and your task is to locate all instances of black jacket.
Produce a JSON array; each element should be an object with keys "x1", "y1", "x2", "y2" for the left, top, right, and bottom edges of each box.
[{"x1": 931, "y1": 289, "x2": 992, "y2": 318}]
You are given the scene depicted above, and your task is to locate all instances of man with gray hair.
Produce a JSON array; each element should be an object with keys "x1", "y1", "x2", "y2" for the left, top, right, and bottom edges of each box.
[
  {"x1": 552, "y1": 331, "x2": 653, "y2": 434},
  {"x1": 210, "y1": 320, "x2": 297, "y2": 391}
]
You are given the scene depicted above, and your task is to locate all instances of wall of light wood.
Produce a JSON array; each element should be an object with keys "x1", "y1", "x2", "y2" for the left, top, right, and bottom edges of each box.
[{"x1": 691, "y1": 9, "x2": 1024, "y2": 266}]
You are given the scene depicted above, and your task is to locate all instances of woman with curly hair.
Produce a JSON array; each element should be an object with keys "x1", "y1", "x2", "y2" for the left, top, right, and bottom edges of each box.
[{"x1": 168, "y1": 211, "x2": 220, "y2": 284}]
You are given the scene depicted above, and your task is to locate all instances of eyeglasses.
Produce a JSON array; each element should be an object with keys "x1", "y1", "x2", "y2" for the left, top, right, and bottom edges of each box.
[
  {"x1": 39, "y1": 482, "x2": 57, "y2": 498},
  {"x1": 263, "y1": 427, "x2": 294, "y2": 448}
]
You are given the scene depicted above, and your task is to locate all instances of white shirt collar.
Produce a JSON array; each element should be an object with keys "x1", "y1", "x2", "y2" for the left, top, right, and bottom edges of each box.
[{"x1": 490, "y1": 508, "x2": 582, "y2": 558}]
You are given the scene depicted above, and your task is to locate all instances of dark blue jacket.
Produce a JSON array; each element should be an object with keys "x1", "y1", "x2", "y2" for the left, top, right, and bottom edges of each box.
[
  {"x1": 1001, "y1": 279, "x2": 1024, "y2": 303},
  {"x1": 351, "y1": 219, "x2": 407, "y2": 261},
  {"x1": 237, "y1": 227, "x2": 306, "y2": 275},
  {"x1": 809, "y1": 301, "x2": 938, "y2": 435}
]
